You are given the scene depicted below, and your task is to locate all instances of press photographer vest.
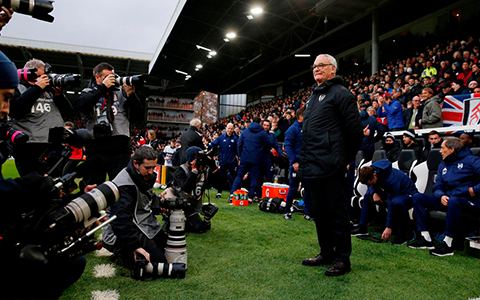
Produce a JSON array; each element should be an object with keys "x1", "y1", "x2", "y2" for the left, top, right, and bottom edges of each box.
[
  {"x1": 103, "y1": 168, "x2": 162, "y2": 248},
  {"x1": 83, "y1": 87, "x2": 130, "y2": 138},
  {"x1": 11, "y1": 84, "x2": 64, "y2": 143}
]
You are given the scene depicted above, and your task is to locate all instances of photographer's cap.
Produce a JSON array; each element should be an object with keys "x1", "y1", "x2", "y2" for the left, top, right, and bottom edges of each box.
[
  {"x1": 186, "y1": 146, "x2": 202, "y2": 163},
  {"x1": 0, "y1": 51, "x2": 19, "y2": 89}
]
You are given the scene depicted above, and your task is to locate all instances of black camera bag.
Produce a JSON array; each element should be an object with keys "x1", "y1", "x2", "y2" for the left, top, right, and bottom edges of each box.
[{"x1": 259, "y1": 197, "x2": 284, "y2": 214}]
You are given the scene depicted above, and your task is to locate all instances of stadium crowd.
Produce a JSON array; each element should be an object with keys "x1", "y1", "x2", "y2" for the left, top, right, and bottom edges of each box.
[{"x1": 2, "y1": 4, "x2": 480, "y2": 296}]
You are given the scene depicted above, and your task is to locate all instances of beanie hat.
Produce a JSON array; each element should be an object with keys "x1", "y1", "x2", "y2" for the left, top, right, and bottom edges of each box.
[
  {"x1": 403, "y1": 129, "x2": 415, "y2": 139},
  {"x1": 384, "y1": 132, "x2": 395, "y2": 141},
  {"x1": 185, "y1": 146, "x2": 202, "y2": 163},
  {"x1": 0, "y1": 51, "x2": 18, "y2": 89}
]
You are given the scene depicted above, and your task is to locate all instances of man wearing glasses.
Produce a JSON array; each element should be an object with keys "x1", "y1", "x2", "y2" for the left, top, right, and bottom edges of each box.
[{"x1": 299, "y1": 54, "x2": 363, "y2": 276}]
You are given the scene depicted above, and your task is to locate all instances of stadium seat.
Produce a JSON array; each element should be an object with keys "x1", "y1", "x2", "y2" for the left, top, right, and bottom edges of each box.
[
  {"x1": 355, "y1": 150, "x2": 365, "y2": 171},
  {"x1": 371, "y1": 150, "x2": 387, "y2": 163},
  {"x1": 470, "y1": 147, "x2": 480, "y2": 156},
  {"x1": 351, "y1": 159, "x2": 371, "y2": 209},
  {"x1": 397, "y1": 149, "x2": 417, "y2": 176},
  {"x1": 425, "y1": 149, "x2": 442, "y2": 195}
]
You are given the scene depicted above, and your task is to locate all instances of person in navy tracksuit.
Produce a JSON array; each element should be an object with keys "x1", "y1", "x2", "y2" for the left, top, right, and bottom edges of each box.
[
  {"x1": 408, "y1": 138, "x2": 480, "y2": 256},
  {"x1": 283, "y1": 107, "x2": 313, "y2": 221},
  {"x1": 256, "y1": 119, "x2": 284, "y2": 200},
  {"x1": 352, "y1": 159, "x2": 418, "y2": 245},
  {"x1": 230, "y1": 117, "x2": 273, "y2": 200},
  {"x1": 208, "y1": 123, "x2": 238, "y2": 196}
]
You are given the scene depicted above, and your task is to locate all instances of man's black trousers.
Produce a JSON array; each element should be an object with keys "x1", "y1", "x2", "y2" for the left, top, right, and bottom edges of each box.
[{"x1": 307, "y1": 170, "x2": 351, "y2": 263}]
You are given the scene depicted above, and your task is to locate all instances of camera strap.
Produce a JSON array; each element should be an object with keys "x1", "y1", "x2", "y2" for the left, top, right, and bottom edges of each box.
[{"x1": 102, "y1": 93, "x2": 115, "y2": 122}]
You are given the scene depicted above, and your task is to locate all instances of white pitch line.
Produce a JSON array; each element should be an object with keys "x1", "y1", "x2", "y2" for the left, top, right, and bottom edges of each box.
[
  {"x1": 91, "y1": 290, "x2": 120, "y2": 300},
  {"x1": 95, "y1": 248, "x2": 113, "y2": 257},
  {"x1": 94, "y1": 264, "x2": 116, "y2": 278}
]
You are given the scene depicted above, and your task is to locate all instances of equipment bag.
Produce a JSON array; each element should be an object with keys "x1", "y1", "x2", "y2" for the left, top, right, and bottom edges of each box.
[{"x1": 259, "y1": 197, "x2": 285, "y2": 214}]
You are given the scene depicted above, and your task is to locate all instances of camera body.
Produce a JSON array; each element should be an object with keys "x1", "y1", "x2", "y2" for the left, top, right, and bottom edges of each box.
[
  {"x1": 93, "y1": 103, "x2": 113, "y2": 138},
  {"x1": 42, "y1": 127, "x2": 92, "y2": 177}
]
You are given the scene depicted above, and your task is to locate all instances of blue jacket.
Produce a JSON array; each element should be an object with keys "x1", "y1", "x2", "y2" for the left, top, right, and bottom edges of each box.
[
  {"x1": 208, "y1": 133, "x2": 238, "y2": 165},
  {"x1": 284, "y1": 120, "x2": 302, "y2": 166},
  {"x1": 433, "y1": 147, "x2": 480, "y2": 199},
  {"x1": 367, "y1": 159, "x2": 418, "y2": 227},
  {"x1": 377, "y1": 99, "x2": 405, "y2": 130},
  {"x1": 238, "y1": 122, "x2": 273, "y2": 164},
  {"x1": 260, "y1": 131, "x2": 283, "y2": 163}
]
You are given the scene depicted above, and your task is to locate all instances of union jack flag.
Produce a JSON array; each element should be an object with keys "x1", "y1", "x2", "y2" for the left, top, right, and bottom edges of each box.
[{"x1": 442, "y1": 93, "x2": 480, "y2": 126}]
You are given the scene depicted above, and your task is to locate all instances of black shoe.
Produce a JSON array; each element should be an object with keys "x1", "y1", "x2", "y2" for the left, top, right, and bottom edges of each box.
[
  {"x1": 304, "y1": 214, "x2": 314, "y2": 221},
  {"x1": 284, "y1": 213, "x2": 294, "y2": 221},
  {"x1": 391, "y1": 234, "x2": 409, "y2": 245},
  {"x1": 228, "y1": 194, "x2": 233, "y2": 203},
  {"x1": 325, "y1": 261, "x2": 351, "y2": 277},
  {"x1": 351, "y1": 225, "x2": 368, "y2": 236},
  {"x1": 215, "y1": 192, "x2": 222, "y2": 198},
  {"x1": 407, "y1": 237, "x2": 435, "y2": 250},
  {"x1": 429, "y1": 242, "x2": 454, "y2": 257},
  {"x1": 302, "y1": 254, "x2": 332, "y2": 266}
]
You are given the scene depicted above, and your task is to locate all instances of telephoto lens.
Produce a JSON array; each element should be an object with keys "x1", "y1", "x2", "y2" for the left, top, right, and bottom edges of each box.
[
  {"x1": 114, "y1": 74, "x2": 144, "y2": 87},
  {"x1": 132, "y1": 254, "x2": 186, "y2": 280},
  {"x1": 65, "y1": 181, "x2": 119, "y2": 227},
  {"x1": 47, "y1": 73, "x2": 81, "y2": 89},
  {"x1": 0, "y1": 0, "x2": 55, "y2": 22},
  {"x1": 145, "y1": 261, "x2": 186, "y2": 279},
  {"x1": 164, "y1": 208, "x2": 188, "y2": 268}
]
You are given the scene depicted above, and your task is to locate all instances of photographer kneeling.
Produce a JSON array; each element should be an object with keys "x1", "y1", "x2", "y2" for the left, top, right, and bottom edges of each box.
[
  {"x1": 171, "y1": 146, "x2": 218, "y2": 233},
  {"x1": 102, "y1": 146, "x2": 185, "y2": 279}
]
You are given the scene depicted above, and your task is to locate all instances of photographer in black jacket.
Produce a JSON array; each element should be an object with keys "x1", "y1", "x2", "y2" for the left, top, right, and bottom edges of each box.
[
  {"x1": 102, "y1": 146, "x2": 169, "y2": 269},
  {"x1": 172, "y1": 146, "x2": 218, "y2": 233},
  {"x1": 10, "y1": 58, "x2": 73, "y2": 176},
  {"x1": 76, "y1": 62, "x2": 141, "y2": 185}
]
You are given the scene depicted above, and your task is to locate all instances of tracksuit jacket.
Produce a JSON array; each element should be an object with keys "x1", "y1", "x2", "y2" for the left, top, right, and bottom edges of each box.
[
  {"x1": 237, "y1": 122, "x2": 273, "y2": 164},
  {"x1": 433, "y1": 147, "x2": 480, "y2": 199},
  {"x1": 284, "y1": 120, "x2": 302, "y2": 166},
  {"x1": 367, "y1": 159, "x2": 418, "y2": 227}
]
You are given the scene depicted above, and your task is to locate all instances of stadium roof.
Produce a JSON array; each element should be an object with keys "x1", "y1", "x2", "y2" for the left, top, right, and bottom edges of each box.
[
  {"x1": 0, "y1": 0, "x2": 467, "y2": 99},
  {"x1": 148, "y1": 0, "x2": 460, "y2": 97}
]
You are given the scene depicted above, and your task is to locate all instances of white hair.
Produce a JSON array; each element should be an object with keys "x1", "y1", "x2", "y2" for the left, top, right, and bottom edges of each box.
[
  {"x1": 315, "y1": 54, "x2": 338, "y2": 74},
  {"x1": 24, "y1": 59, "x2": 45, "y2": 69},
  {"x1": 190, "y1": 118, "x2": 201, "y2": 127}
]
